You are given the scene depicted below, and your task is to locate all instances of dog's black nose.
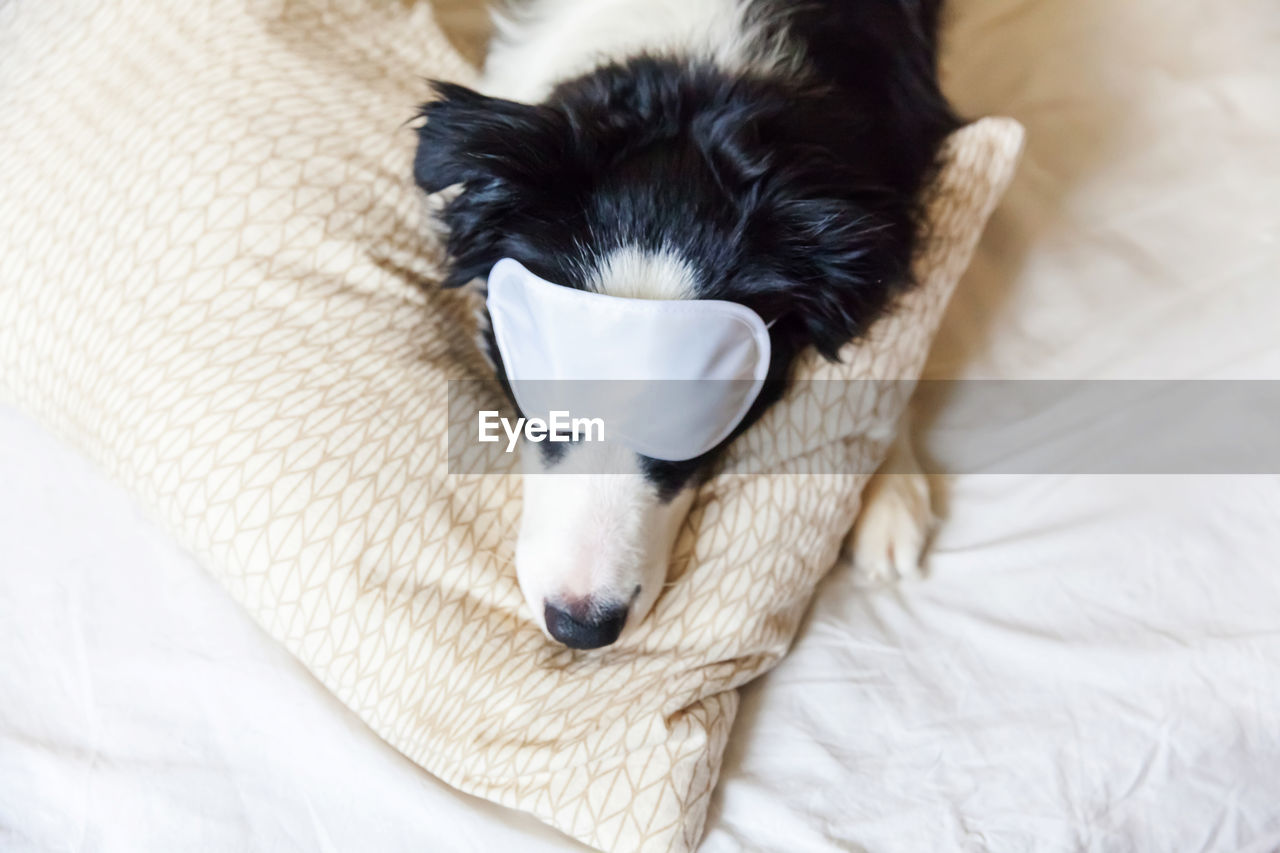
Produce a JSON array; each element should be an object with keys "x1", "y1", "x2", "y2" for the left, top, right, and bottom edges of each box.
[{"x1": 544, "y1": 600, "x2": 628, "y2": 649}]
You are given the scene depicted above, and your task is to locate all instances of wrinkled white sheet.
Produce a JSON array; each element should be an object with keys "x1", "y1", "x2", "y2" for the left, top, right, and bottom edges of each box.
[{"x1": 3, "y1": 0, "x2": 1279, "y2": 850}]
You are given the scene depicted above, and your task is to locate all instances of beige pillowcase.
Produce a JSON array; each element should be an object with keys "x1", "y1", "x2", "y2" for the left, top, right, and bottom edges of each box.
[{"x1": 0, "y1": 2, "x2": 1023, "y2": 850}]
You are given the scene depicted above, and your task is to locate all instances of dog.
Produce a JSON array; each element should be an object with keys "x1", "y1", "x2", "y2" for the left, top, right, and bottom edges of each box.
[{"x1": 415, "y1": 0, "x2": 956, "y2": 649}]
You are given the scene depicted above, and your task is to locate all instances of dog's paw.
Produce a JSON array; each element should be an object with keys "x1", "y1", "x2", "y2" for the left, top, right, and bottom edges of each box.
[{"x1": 845, "y1": 471, "x2": 934, "y2": 587}]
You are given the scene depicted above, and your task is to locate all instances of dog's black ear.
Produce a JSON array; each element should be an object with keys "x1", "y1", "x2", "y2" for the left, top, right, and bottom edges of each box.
[
  {"x1": 753, "y1": 191, "x2": 915, "y2": 361},
  {"x1": 415, "y1": 82, "x2": 578, "y2": 288},
  {"x1": 414, "y1": 81, "x2": 571, "y2": 194}
]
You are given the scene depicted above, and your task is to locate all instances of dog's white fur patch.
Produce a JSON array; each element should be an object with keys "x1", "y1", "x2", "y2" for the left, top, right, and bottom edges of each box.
[
  {"x1": 588, "y1": 246, "x2": 697, "y2": 300},
  {"x1": 482, "y1": 0, "x2": 800, "y2": 103}
]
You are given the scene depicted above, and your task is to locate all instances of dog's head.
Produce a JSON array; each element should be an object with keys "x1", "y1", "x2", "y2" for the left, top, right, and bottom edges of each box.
[{"x1": 415, "y1": 60, "x2": 931, "y2": 648}]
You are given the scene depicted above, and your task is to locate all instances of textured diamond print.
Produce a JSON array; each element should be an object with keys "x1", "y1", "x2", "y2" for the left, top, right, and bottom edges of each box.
[{"x1": 0, "y1": 2, "x2": 1023, "y2": 851}]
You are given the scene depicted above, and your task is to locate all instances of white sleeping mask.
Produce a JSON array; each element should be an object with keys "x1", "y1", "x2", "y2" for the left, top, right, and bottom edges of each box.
[{"x1": 486, "y1": 258, "x2": 772, "y2": 462}]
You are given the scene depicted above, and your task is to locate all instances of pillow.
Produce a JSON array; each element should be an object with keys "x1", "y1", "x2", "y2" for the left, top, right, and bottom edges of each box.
[{"x1": 0, "y1": 2, "x2": 1024, "y2": 851}]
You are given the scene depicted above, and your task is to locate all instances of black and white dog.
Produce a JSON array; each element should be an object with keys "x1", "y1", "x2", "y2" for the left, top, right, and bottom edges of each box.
[{"x1": 415, "y1": 0, "x2": 956, "y2": 649}]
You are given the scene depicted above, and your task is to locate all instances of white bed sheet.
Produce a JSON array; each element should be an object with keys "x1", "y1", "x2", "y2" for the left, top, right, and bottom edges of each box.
[{"x1": 4, "y1": 0, "x2": 1280, "y2": 850}]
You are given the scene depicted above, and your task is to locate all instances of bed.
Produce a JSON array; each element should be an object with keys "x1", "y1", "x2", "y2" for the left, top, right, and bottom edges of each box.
[{"x1": 3, "y1": 0, "x2": 1279, "y2": 850}]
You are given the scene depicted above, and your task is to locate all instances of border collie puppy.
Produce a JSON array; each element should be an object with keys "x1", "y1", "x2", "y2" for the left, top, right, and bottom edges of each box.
[{"x1": 415, "y1": 0, "x2": 957, "y2": 649}]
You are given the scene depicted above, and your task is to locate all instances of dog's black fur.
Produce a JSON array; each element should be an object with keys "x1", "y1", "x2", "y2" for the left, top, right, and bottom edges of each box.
[{"x1": 415, "y1": 0, "x2": 957, "y2": 497}]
